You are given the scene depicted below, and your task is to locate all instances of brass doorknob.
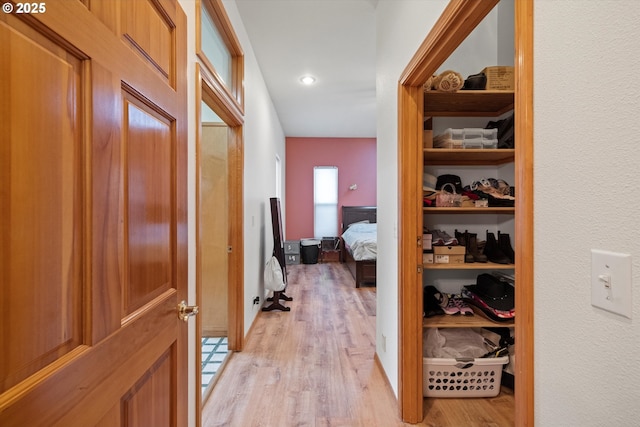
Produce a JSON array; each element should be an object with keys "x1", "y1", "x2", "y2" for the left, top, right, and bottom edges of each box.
[{"x1": 178, "y1": 300, "x2": 199, "y2": 322}]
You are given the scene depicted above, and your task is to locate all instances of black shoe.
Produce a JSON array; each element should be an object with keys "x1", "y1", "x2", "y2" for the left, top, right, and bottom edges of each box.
[
  {"x1": 498, "y1": 231, "x2": 515, "y2": 264},
  {"x1": 485, "y1": 231, "x2": 510, "y2": 264},
  {"x1": 455, "y1": 229, "x2": 475, "y2": 263},
  {"x1": 462, "y1": 72, "x2": 486, "y2": 90}
]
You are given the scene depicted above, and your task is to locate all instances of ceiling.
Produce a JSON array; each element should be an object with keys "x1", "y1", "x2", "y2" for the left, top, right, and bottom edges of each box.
[{"x1": 234, "y1": 0, "x2": 378, "y2": 138}]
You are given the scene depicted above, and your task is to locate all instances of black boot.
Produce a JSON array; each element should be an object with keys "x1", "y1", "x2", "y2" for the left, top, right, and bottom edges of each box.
[
  {"x1": 455, "y1": 229, "x2": 475, "y2": 263},
  {"x1": 485, "y1": 230, "x2": 510, "y2": 264},
  {"x1": 498, "y1": 231, "x2": 515, "y2": 264},
  {"x1": 467, "y1": 231, "x2": 488, "y2": 263}
]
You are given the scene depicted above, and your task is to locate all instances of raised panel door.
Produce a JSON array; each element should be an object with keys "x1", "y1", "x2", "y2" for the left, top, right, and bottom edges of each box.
[{"x1": 0, "y1": 1, "x2": 188, "y2": 425}]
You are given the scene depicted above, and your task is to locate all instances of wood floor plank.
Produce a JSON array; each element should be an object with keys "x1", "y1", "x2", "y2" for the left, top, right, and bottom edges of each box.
[{"x1": 201, "y1": 262, "x2": 514, "y2": 427}]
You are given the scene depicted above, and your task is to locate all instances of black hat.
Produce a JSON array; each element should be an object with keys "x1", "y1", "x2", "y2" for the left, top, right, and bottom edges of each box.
[
  {"x1": 423, "y1": 285, "x2": 445, "y2": 318},
  {"x1": 464, "y1": 273, "x2": 514, "y2": 311},
  {"x1": 436, "y1": 174, "x2": 463, "y2": 194}
]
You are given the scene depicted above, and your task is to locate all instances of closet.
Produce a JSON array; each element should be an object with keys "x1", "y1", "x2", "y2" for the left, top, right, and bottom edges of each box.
[
  {"x1": 397, "y1": 0, "x2": 534, "y2": 425},
  {"x1": 422, "y1": 89, "x2": 515, "y2": 425}
]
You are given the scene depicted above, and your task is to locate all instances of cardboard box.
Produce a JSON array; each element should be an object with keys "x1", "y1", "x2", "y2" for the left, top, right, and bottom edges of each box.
[
  {"x1": 482, "y1": 66, "x2": 514, "y2": 91},
  {"x1": 422, "y1": 233, "x2": 432, "y2": 250},
  {"x1": 423, "y1": 130, "x2": 433, "y2": 148},
  {"x1": 423, "y1": 252, "x2": 433, "y2": 264},
  {"x1": 433, "y1": 245, "x2": 465, "y2": 264}
]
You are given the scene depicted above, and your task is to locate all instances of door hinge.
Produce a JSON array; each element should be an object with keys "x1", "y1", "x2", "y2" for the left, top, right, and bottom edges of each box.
[
  {"x1": 417, "y1": 236, "x2": 422, "y2": 247},
  {"x1": 417, "y1": 265, "x2": 422, "y2": 273}
]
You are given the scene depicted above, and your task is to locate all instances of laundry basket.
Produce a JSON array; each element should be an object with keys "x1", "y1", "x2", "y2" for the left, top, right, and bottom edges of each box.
[{"x1": 423, "y1": 356, "x2": 508, "y2": 398}]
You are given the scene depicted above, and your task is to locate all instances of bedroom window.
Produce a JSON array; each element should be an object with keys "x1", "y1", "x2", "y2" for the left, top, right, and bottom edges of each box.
[{"x1": 313, "y1": 166, "x2": 338, "y2": 238}]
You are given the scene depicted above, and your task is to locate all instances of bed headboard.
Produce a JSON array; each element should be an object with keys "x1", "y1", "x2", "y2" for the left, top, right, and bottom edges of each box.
[{"x1": 341, "y1": 206, "x2": 377, "y2": 233}]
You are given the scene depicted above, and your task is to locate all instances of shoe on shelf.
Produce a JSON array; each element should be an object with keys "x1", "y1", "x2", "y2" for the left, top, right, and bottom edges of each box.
[
  {"x1": 431, "y1": 230, "x2": 458, "y2": 246},
  {"x1": 455, "y1": 229, "x2": 475, "y2": 263},
  {"x1": 466, "y1": 230, "x2": 488, "y2": 263},
  {"x1": 498, "y1": 231, "x2": 515, "y2": 264},
  {"x1": 484, "y1": 230, "x2": 511, "y2": 264},
  {"x1": 451, "y1": 294, "x2": 474, "y2": 316},
  {"x1": 438, "y1": 293, "x2": 460, "y2": 315}
]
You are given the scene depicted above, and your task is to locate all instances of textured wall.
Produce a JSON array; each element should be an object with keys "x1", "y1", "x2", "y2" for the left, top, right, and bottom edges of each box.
[
  {"x1": 221, "y1": 0, "x2": 288, "y2": 335},
  {"x1": 534, "y1": 1, "x2": 640, "y2": 425},
  {"x1": 375, "y1": 0, "x2": 449, "y2": 397},
  {"x1": 285, "y1": 137, "x2": 377, "y2": 240}
]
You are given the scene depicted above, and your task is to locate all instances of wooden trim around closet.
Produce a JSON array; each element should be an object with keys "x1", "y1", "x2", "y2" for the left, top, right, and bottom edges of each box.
[
  {"x1": 397, "y1": 82, "x2": 424, "y2": 422},
  {"x1": 397, "y1": 0, "x2": 534, "y2": 424},
  {"x1": 514, "y1": 0, "x2": 534, "y2": 425},
  {"x1": 399, "y1": 0, "x2": 499, "y2": 87}
]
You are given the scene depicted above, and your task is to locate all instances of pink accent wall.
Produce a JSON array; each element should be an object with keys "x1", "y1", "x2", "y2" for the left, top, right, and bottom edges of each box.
[{"x1": 285, "y1": 137, "x2": 376, "y2": 240}]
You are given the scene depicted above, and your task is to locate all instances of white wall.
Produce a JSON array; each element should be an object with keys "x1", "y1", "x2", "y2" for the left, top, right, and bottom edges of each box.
[
  {"x1": 534, "y1": 2, "x2": 640, "y2": 425},
  {"x1": 379, "y1": 1, "x2": 640, "y2": 425},
  {"x1": 178, "y1": 1, "x2": 286, "y2": 426},
  {"x1": 221, "y1": 0, "x2": 287, "y2": 334},
  {"x1": 375, "y1": 0, "x2": 448, "y2": 397},
  {"x1": 376, "y1": 0, "x2": 508, "y2": 398}
]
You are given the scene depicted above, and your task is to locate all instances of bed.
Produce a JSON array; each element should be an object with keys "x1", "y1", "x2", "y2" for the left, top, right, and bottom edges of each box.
[{"x1": 340, "y1": 206, "x2": 377, "y2": 287}]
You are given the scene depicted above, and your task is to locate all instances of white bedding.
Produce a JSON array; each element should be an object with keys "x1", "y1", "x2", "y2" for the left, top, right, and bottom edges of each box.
[{"x1": 342, "y1": 223, "x2": 377, "y2": 261}]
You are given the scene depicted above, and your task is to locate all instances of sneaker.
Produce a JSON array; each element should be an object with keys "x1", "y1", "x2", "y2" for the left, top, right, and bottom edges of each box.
[
  {"x1": 431, "y1": 230, "x2": 459, "y2": 246},
  {"x1": 451, "y1": 294, "x2": 474, "y2": 316},
  {"x1": 438, "y1": 293, "x2": 460, "y2": 315}
]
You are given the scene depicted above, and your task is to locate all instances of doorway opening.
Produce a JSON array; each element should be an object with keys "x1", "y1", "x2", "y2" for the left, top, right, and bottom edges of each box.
[
  {"x1": 195, "y1": 61, "x2": 245, "y2": 415},
  {"x1": 198, "y1": 104, "x2": 231, "y2": 399},
  {"x1": 194, "y1": 0, "x2": 245, "y2": 424}
]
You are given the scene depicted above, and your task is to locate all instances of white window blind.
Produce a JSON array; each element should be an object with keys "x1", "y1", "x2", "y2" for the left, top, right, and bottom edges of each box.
[{"x1": 313, "y1": 166, "x2": 338, "y2": 238}]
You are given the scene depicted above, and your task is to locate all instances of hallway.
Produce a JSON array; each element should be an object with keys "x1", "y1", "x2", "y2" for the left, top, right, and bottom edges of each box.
[{"x1": 201, "y1": 262, "x2": 405, "y2": 426}]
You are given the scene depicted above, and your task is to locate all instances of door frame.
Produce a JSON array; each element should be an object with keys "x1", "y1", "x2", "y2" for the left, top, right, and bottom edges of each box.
[
  {"x1": 397, "y1": 0, "x2": 534, "y2": 424},
  {"x1": 193, "y1": 0, "x2": 244, "y2": 423},
  {"x1": 194, "y1": 60, "x2": 244, "y2": 415}
]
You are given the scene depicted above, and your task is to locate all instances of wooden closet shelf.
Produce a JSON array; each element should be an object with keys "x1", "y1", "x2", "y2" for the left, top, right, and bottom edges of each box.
[
  {"x1": 423, "y1": 148, "x2": 514, "y2": 165},
  {"x1": 424, "y1": 90, "x2": 514, "y2": 117},
  {"x1": 423, "y1": 207, "x2": 514, "y2": 214},
  {"x1": 424, "y1": 306, "x2": 514, "y2": 328},
  {"x1": 423, "y1": 262, "x2": 515, "y2": 270}
]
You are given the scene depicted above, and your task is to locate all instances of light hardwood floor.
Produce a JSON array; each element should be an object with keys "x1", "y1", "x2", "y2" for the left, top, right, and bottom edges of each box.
[{"x1": 201, "y1": 262, "x2": 514, "y2": 427}]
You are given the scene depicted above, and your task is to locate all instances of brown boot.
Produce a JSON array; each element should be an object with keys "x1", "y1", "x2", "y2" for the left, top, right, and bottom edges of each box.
[{"x1": 467, "y1": 231, "x2": 488, "y2": 263}]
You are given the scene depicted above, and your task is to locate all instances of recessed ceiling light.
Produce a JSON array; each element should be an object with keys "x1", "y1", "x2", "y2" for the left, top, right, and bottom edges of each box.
[{"x1": 300, "y1": 75, "x2": 316, "y2": 85}]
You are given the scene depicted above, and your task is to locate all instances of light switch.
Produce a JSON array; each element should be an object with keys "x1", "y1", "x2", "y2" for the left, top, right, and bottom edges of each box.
[{"x1": 591, "y1": 249, "x2": 632, "y2": 318}]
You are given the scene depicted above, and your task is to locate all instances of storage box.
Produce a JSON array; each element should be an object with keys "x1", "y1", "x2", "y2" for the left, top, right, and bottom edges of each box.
[
  {"x1": 433, "y1": 245, "x2": 465, "y2": 264},
  {"x1": 285, "y1": 253, "x2": 300, "y2": 265},
  {"x1": 423, "y1": 355, "x2": 509, "y2": 397},
  {"x1": 321, "y1": 250, "x2": 340, "y2": 263},
  {"x1": 482, "y1": 66, "x2": 514, "y2": 91},
  {"x1": 423, "y1": 130, "x2": 433, "y2": 148},
  {"x1": 284, "y1": 240, "x2": 300, "y2": 254},
  {"x1": 423, "y1": 252, "x2": 433, "y2": 264},
  {"x1": 438, "y1": 128, "x2": 498, "y2": 150},
  {"x1": 321, "y1": 237, "x2": 339, "y2": 251},
  {"x1": 422, "y1": 233, "x2": 432, "y2": 250},
  {"x1": 462, "y1": 128, "x2": 498, "y2": 149}
]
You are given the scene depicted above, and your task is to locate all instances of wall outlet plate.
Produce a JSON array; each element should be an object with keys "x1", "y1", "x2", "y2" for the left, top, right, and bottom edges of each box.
[{"x1": 591, "y1": 249, "x2": 632, "y2": 319}]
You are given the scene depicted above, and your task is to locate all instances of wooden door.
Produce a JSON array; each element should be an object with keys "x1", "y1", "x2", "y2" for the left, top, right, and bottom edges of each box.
[{"x1": 0, "y1": 1, "x2": 189, "y2": 426}]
